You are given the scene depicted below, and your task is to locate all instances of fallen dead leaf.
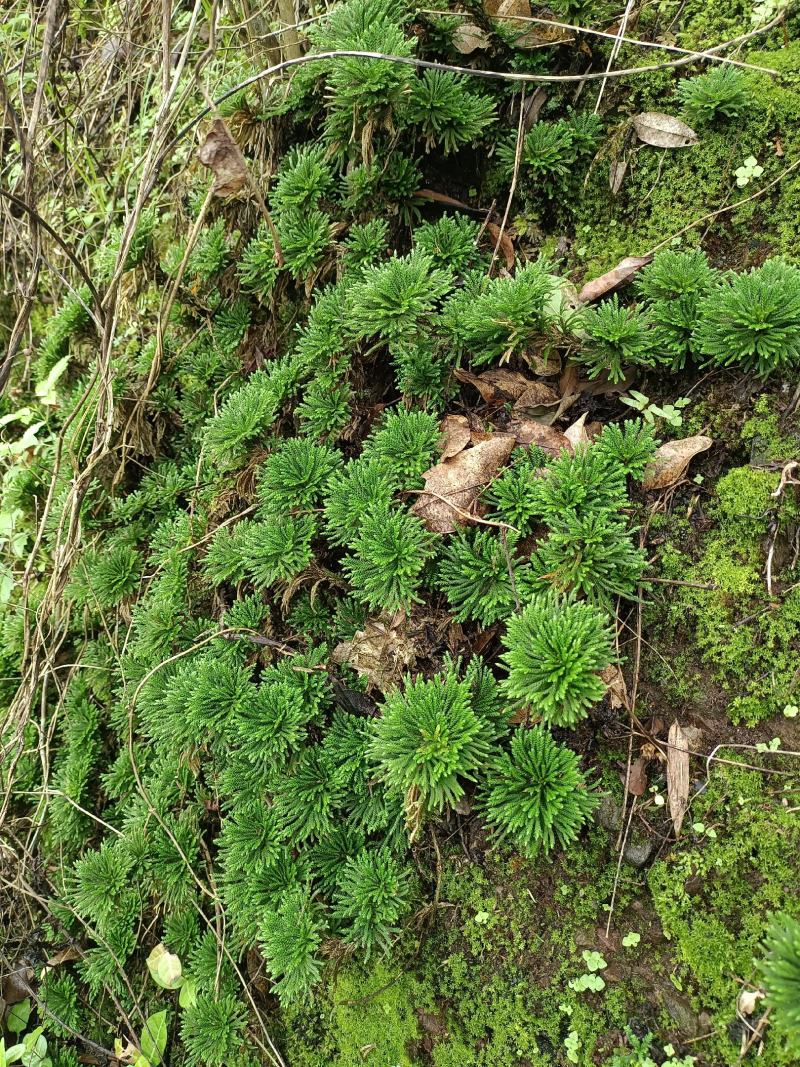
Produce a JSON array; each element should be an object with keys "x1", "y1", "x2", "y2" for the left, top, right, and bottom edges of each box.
[
  {"x1": 667, "y1": 720, "x2": 690, "y2": 836},
  {"x1": 523, "y1": 349, "x2": 562, "y2": 376},
  {"x1": 332, "y1": 614, "x2": 418, "y2": 692},
  {"x1": 453, "y1": 22, "x2": 490, "y2": 53},
  {"x1": 609, "y1": 158, "x2": 627, "y2": 195},
  {"x1": 627, "y1": 756, "x2": 649, "y2": 796},
  {"x1": 564, "y1": 412, "x2": 591, "y2": 449},
  {"x1": 485, "y1": 222, "x2": 515, "y2": 269},
  {"x1": 412, "y1": 436, "x2": 516, "y2": 533},
  {"x1": 632, "y1": 112, "x2": 698, "y2": 149},
  {"x1": 415, "y1": 188, "x2": 476, "y2": 211},
  {"x1": 578, "y1": 255, "x2": 653, "y2": 303},
  {"x1": 197, "y1": 118, "x2": 248, "y2": 196},
  {"x1": 512, "y1": 382, "x2": 562, "y2": 418},
  {"x1": 601, "y1": 663, "x2": 629, "y2": 710},
  {"x1": 642, "y1": 435, "x2": 712, "y2": 491},
  {"x1": 455, "y1": 367, "x2": 532, "y2": 404},
  {"x1": 505, "y1": 418, "x2": 572, "y2": 455},
  {"x1": 738, "y1": 989, "x2": 765, "y2": 1016},
  {"x1": 439, "y1": 414, "x2": 472, "y2": 460}
]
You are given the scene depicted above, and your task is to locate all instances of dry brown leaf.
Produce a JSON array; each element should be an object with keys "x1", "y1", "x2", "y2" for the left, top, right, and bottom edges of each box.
[
  {"x1": 578, "y1": 255, "x2": 653, "y2": 303},
  {"x1": 332, "y1": 615, "x2": 417, "y2": 692},
  {"x1": 485, "y1": 222, "x2": 515, "y2": 269},
  {"x1": 452, "y1": 22, "x2": 490, "y2": 52},
  {"x1": 632, "y1": 112, "x2": 698, "y2": 149},
  {"x1": 439, "y1": 414, "x2": 472, "y2": 460},
  {"x1": 455, "y1": 366, "x2": 532, "y2": 404},
  {"x1": 609, "y1": 158, "x2": 627, "y2": 195},
  {"x1": 738, "y1": 989, "x2": 765, "y2": 1016},
  {"x1": 412, "y1": 436, "x2": 516, "y2": 533},
  {"x1": 667, "y1": 720, "x2": 690, "y2": 835},
  {"x1": 602, "y1": 663, "x2": 629, "y2": 710},
  {"x1": 415, "y1": 188, "x2": 475, "y2": 211},
  {"x1": 627, "y1": 756, "x2": 649, "y2": 796},
  {"x1": 525, "y1": 349, "x2": 562, "y2": 376},
  {"x1": 512, "y1": 382, "x2": 561, "y2": 418},
  {"x1": 642, "y1": 435, "x2": 712, "y2": 491},
  {"x1": 565, "y1": 412, "x2": 591, "y2": 449},
  {"x1": 505, "y1": 418, "x2": 572, "y2": 455},
  {"x1": 197, "y1": 119, "x2": 248, "y2": 196}
]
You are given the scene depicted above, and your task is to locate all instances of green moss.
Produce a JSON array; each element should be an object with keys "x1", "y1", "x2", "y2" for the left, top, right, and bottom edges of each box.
[
  {"x1": 575, "y1": 42, "x2": 800, "y2": 276},
  {"x1": 649, "y1": 460, "x2": 800, "y2": 724},
  {"x1": 649, "y1": 761, "x2": 800, "y2": 1065},
  {"x1": 741, "y1": 394, "x2": 800, "y2": 462}
]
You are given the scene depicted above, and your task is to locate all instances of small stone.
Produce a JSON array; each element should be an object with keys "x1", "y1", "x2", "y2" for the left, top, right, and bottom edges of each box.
[
  {"x1": 623, "y1": 836, "x2": 655, "y2": 868},
  {"x1": 596, "y1": 795, "x2": 622, "y2": 833}
]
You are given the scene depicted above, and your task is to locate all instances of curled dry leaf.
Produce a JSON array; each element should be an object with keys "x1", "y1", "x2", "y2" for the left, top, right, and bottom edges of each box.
[
  {"x1": 333, "y1": 615, "x2": 418, "y2": 692},
  {"x1": 642, "y1": 435, "x2": 712, "y2": 491},
  {"x1": 632, "y1": 112, "x2": 698, "y2": 149},
  {"x1": 439, "y1": 414, "x2": 472, "y2": 460},
  {"x1": 485, "y1": 222, "x2": 516, "y2": 270},
  {"x1": 452, "y1": 22, "x2": 490, "y2": 53},
  {"x1": 505, "y1": 417, "x2": 571, "y2": 455},
  {"x1": 666, "y1": 720, "x2": 690, "y2": 836},
  {"x1": 512, "y1": 381, "x2": 562, "y2": 418},
  {"x1": 197, "y1": 119, "x2": 248, "y2": 196},
  {"x1": 564, "y1": 412, "x2": 591, "y2": 449},
  {"x1": 601, "y1": 663, "x2": 629, "y2": 710},
  {"x1": 411, "y1": 436, "x2": 516, "y2": 533},
  {"x1": 609, "y1": 158, "x2": 627, "y2": 195},
  {"x1": 738, "y1": 989, "x2": 765, "y2": 1016},
  {"x1": 578, "y1": 255, "x2": 653, "y2": 303},
  {"x1": 455, "y1": 366, "x2": 532, "y2": 404},
  {"x1": 627, "y1": 755, "x2": 649, "y2": 797}
]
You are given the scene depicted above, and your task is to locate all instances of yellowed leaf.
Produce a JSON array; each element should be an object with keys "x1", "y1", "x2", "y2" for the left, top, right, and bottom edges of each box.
[
  {"x1": 411, "y1": 436, "x2": 516, "y2": 533},
  {"x1": 642, "y1": 435, "x2": 712, "y2": 491},
  {"x1": 667, "y1": 721, "x2": 690, "y2": 836}
]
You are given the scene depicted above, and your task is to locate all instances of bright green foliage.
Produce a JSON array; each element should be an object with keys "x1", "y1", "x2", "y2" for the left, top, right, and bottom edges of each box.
[
  {"x1": 309, "y1": 825, "x2": 366, "y2": 892},
  {"x1": 333, "y1": 847, "x2": 412, "y2": 956},
  {"x1": 349, "y1": 251, "x2": 453, "y2": 341},
  {"x1": 278, "y1": 207, "x2": 334, "y2": 279},
  {"x1": 36, "y1": 286, "x2": 91, "y2": 373},
  {"x1": 595, "y1": 420, "x2": 658, "y2": 480},
  {"x1": 497, "y1": 112, "x2": 601, "y2": 199},
  {"x1": 78, "y1": 542, "x2": 141, "y2": 607},
  {"x1": 392, "y1": 337, "x2": 450, "y2": 406},
  {"x1": 413, "y1": 213, "x2": 484, "y2": 274},
  {"x1": 181, "y1": 994, "x2": 247, "y2": 1066},
  {"x1": 323, "y1": 458, "x2": 398, "y2": 546},
  {"x1": 578, "y1": 296, "x2": 655, "y2": 382},
  {"x1": 270, "y1": 144, "x2": 335, "y2": 215},
  {"x1": 695, "y1": 259, "x2": 800, "y2": 375},
  {"x1": 482, "y1": 727, "x2": 597, "y2": 856},
  {"x1": 187, "y1": 218, "x2": 230, "y2": 282},
  {"x1": 238, "y1": 223, "x2": 280, "y2": 298},
  {"x1": 484, "y1": 447, "x2": 546, "y2": 533},
  {"x1": 343, "y1": 217, "x2": 389, "y2": 273},
  {"x1": 234, "y1": 679, "x2": 312, "y2": 765},
  {"x1": 532, "y1": 507, "x2": 646, "y2": 606},
  {"x1": 500, "y1": 594, "x2": 613, "y2": 727},
  {"x1": 203, "y1": 360, "x2": 298, "y2": 470},
  {"x1": 758, "y1": 913, "x2": 800, "y2": 1051},
  {"x1": 361, "y1": 409, "x2": 440, "y2": 483},
  {"x1": 437, "y1": 529, "x2": 528, "y2": 627},
  {"x1": 533, "y1": 445, "x2": 627, "y2": 515},
  {"x1": 677, "y1": 65, "x2": 751, "y2": 125},
  {"x1": 243, "y1": 514, "x2": 316, "y2": 587},
  {"x1": 185, "y1": 656, "x2": 254, "y2": 741},
  {"x1": 407, "y1": 71, "x2": 495, "y2": 153},
  {"x1": 261, "y1": 887, "x2": 326, "y2": 1004},
  {"x1": 370, "y1": 671, "x2": 497, "y2": 814},
  {"x1": 274, "y1": 746, "x2": 342, "y2": 842},
  {"x1": 294, "y1": 283, "x2": 352, "y2": 369},
  {"x1": 296, "y1": 372, "x2": 352, "y2": 439},
  {"x1": 636, "y1": 249, "x2": 717, "y2": 369},
  {"x1": 447, "y1": 260, "x2": 565, "y2": 365},
  {"x1": 343, "y1": 504, "x2": 436, "y2": 613},
  {"x1": 202, "y1": 519, "x2": 256, "y2": 586},
  {"x1": 258, "y1": 438, "x2": 342, "y2": 514}
]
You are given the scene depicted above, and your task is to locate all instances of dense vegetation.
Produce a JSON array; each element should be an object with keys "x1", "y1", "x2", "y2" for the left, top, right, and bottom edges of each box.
[{"x1": 1, "y1": 1, "x2": 799, "y2": 1066}]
